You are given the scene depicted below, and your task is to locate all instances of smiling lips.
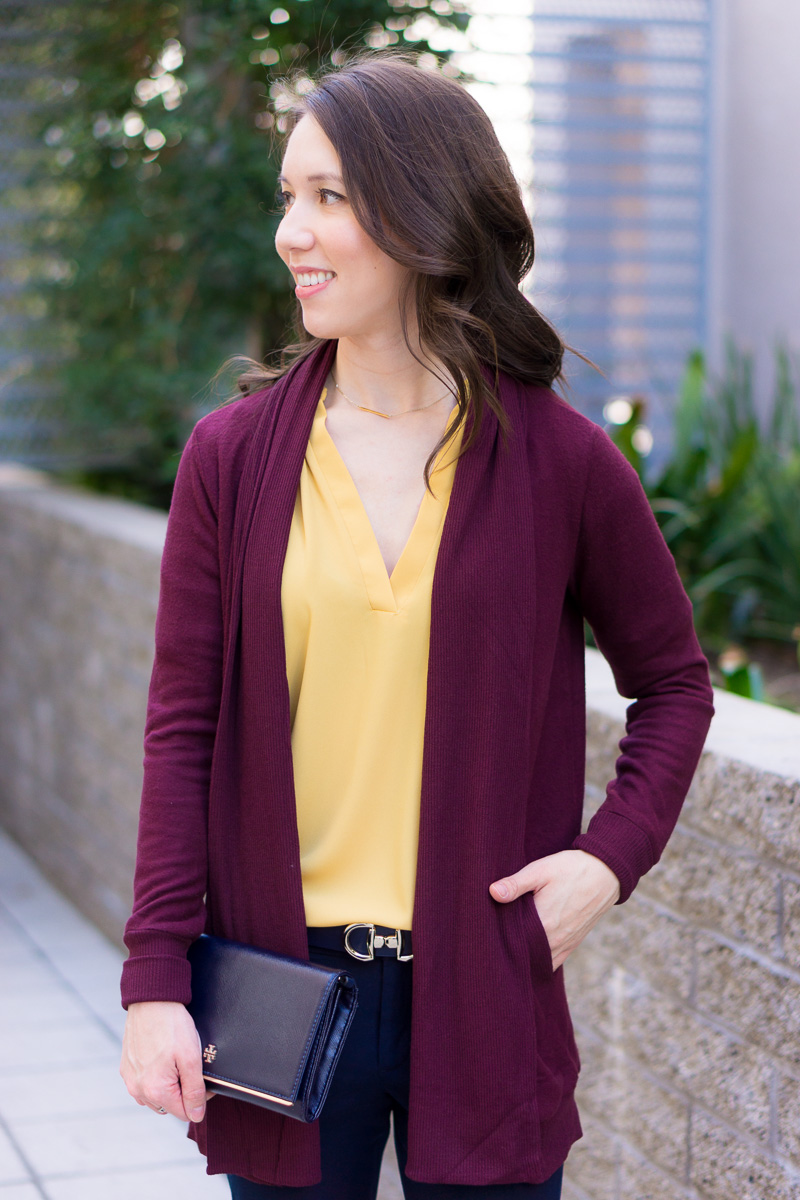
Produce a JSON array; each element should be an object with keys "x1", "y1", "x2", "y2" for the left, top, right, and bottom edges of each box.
[{"x1": 294, "y1": 270, "x2": 336, "y2": 296}]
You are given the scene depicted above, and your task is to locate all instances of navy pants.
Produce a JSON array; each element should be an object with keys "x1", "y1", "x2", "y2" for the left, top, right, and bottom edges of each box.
[{"x1": 227, "y1": 941, "x2": 563, "y2": 1200}]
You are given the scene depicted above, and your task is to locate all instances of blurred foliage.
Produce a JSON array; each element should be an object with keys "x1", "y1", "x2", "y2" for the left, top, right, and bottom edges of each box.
[
  {"x1": 717, "y1": 645, "x2": 765, "y2": 702},
  {"x1": 21, "y1": 0, "x2": 469, "y2": 508},
  {"x1": 606, "y1": 343, "x2": 800, "y2": 677}
]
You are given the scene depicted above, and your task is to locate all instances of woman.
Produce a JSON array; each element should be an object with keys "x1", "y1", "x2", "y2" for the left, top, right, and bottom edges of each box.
[{"x1": 120, "y1": 53, "x2": 714, "y2": 1200}]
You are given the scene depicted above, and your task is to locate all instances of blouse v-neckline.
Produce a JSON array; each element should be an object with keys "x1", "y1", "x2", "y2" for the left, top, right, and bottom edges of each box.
[{"x1": 308, "y1": 386, "x2": 462, "y2": 614}]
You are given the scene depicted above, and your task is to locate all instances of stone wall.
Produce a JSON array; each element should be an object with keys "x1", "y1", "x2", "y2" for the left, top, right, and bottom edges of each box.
[
  {"x1": 1, "y1": 466, "x2": 799, "y2": 1199},
  {"x1": 564, "y1": 654, "x2": 800, "y2": 1200},
  {"x1": 0, "y1": 465, "x2": 166, "y2": 941}
]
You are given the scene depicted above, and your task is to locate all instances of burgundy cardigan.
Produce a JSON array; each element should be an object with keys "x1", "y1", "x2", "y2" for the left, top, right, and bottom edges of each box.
[{"x1": 121, "y1": 338, "x2": 714, "y2": 1186}]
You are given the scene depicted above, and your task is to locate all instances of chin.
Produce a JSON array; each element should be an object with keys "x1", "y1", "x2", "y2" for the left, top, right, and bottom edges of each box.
[{"x1": 298, "y1": 310, "x2": 348, "y2": 341}]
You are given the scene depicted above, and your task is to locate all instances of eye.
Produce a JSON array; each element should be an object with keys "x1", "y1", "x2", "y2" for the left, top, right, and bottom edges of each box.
[
  {"x1": 274, "y1": 189, "x2": 292, "y2": 213},
  {"x1": 318, "y1": 188, "x2": 345, "y2": 205}
]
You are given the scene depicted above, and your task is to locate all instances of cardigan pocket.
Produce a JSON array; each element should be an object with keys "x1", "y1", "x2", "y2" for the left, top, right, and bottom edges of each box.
[
  {"x1": 531, "y1": 966, "x2": 581, "y2": 1122},
  {"x1": 519, "y1": 892, "x2": 556, "y2": 983},
  {"x1": 516, "y1": 892, "x2": 580, "y2": 1124}
]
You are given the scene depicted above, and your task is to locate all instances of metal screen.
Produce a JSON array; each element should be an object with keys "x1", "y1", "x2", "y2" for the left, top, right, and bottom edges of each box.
[{"x1": 528, "y1": 0, "x2": 713, "y2": 446}]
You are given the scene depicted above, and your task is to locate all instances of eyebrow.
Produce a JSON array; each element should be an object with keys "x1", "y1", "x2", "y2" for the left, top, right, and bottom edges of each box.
[{"x1": 277, "y1": 172, "x2": 344, "y2": 185}]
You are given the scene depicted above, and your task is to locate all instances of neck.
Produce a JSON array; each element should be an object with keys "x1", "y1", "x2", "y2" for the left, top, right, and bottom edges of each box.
[{"x1": 331, "y1": 332, "x2": 455, "y2": 417}]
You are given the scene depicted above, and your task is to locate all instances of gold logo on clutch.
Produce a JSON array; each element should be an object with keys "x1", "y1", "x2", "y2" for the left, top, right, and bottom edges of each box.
[{"x1": 203, "y1": 1044, "x2": 218, "y2": 1063}]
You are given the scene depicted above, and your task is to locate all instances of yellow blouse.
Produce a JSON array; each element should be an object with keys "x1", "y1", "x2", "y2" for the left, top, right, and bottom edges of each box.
[{"x1": 281, "y1": 387, "x2": 463, "y2": 930}]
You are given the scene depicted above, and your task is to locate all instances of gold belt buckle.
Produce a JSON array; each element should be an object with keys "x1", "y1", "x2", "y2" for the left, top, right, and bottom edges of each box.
[{"x1": 343, "y1": 923, "x2": 413, "y2": 961}]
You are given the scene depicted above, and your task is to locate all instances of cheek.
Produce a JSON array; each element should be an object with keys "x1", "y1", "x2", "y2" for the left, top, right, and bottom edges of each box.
[
  {"x1": 352, "y1": 242, "x2": 407, "y2": 295},
  {"x1": 375, "y1": 260, "x2": 411, "y2": 304},
  {"x1": 339, "y1": 223, "x2": 388, "y2": 273}
]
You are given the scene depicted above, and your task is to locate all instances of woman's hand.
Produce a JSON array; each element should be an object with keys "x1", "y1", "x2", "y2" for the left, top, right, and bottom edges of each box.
[
  {"x1": 120, "y1": 1000, "x2": 215, "y2": 1122},
  {"x1": 489, "y1": 849, "x2": 621, "y2": 971}
]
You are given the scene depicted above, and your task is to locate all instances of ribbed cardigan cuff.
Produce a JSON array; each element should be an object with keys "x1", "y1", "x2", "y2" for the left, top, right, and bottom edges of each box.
[
  {"x1": 571, "y1": 808, "x2": 655, "y2": 905},
  {"x1": 120, "y1": 936, "x2": 193, "y2": 1009}
]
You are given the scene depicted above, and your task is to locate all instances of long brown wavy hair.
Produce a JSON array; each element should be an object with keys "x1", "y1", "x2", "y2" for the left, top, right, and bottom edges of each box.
[{"x1": 233, "y1": 50, "x2": 568, "y2": 491}]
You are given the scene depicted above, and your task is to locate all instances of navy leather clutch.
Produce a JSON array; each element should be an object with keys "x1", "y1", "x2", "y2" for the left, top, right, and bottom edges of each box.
[{"x1": 186, "y1": 933, "x2": 358, "y2": 1122}]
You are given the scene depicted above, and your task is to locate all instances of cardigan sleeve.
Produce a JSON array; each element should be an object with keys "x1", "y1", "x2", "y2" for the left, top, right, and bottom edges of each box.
[
  {"x1": 570, "y1": 424, "x2": 715, "y2": 904},
  {"x1": 120, "y1": 425, "x2": 223, "y2": 1007}
]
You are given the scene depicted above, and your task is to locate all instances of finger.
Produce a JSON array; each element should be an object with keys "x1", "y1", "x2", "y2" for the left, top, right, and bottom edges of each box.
[
  {"x1": 145, "y1": 1064, "x2": 195, "y2": 1122},
  {"x1": 142, "y1": 1092, "x2": 179, "y2": 1117}
]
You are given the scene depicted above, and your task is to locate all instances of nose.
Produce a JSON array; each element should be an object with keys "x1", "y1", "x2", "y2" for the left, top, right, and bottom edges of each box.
[{"x1": 275, "y1": 202, "x2": 315, "y2": 259}]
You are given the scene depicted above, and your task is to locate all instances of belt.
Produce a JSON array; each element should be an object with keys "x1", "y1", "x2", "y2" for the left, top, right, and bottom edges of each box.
[{"x1": 307, "y1": 923, "x2": 413, "y2": 962}]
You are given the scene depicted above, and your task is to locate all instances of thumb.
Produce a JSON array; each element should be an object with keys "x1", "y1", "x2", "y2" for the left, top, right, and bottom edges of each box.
[
  {"x1": 180, "y1": 1073, "x2": 208, "y2": 1124},
  {"x1": 489, "y1": 862, "x2": 544, "y2": 903},
  {"x1": 177, "y1": 1047, "x2": 208, "y2": 1124},
  {"x1": 489, "y1": 877, "x2": 518, "y2": 903}
]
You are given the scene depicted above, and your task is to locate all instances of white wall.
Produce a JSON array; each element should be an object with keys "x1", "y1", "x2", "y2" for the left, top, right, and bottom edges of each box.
[{"x1": 708, "y1": 0, "x2": 800, "y2": 404}]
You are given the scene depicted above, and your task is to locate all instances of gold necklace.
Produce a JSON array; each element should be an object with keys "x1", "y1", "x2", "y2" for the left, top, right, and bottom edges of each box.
[{"x1": 331, "y1": 373, "x2": 452, "y2": 419}]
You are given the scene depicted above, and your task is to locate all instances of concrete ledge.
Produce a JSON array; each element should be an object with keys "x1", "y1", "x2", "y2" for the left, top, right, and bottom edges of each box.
[
  {"x1": 0, "y1": 463, "x2": 168, "y2": 553},
  {"x1": 586, "y1": 646, "x2": 800, "y2": 780}
]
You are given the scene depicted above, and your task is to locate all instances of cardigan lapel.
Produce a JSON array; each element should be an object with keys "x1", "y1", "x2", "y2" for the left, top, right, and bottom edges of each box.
[
  {"x1": 203, "y1": 340, "x2": 339, "y2": 1186},
  {"x1": 223, "y1": 340, "x2": 339, "y2": 633},
  {"x1": 408, "y1": 368, "x2": 543, "y2": 1182},
  {"x1": 209, "y1": 337, "x2": 339, "y2": 956}
]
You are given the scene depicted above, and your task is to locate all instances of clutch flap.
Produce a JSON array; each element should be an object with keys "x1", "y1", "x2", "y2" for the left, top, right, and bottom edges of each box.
[{"x1": 187, "y1": 934, "x2": 347, "y2": 1106}]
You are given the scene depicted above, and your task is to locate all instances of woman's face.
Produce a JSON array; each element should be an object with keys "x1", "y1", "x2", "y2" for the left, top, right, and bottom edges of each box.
[{"x1": 274, "y1": 115, "x2": 413, "y2": 343}]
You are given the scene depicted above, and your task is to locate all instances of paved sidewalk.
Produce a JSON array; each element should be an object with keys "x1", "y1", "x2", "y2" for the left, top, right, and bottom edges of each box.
[{"x1": 0, "y1": 828, "x2": 402, "y2": 1199}]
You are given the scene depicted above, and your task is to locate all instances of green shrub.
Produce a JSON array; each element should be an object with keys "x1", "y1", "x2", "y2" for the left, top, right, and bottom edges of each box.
[{"x1": 607, "y1": 343, "x2": 800, "y2": 665}]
